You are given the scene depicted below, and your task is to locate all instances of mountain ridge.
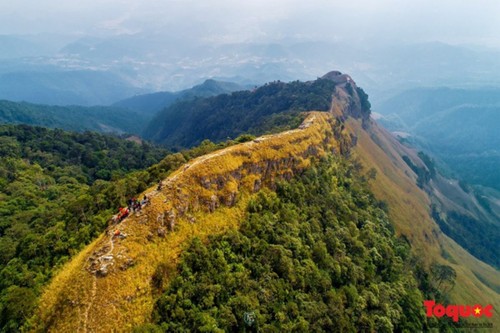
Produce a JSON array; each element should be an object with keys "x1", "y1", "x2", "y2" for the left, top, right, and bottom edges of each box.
[
  {"x1": 29, "y1": 74, "x2": 499, "y2": 331},
  {"x1": 32, "y1": 111, "x2": 347, "y2": 332}
]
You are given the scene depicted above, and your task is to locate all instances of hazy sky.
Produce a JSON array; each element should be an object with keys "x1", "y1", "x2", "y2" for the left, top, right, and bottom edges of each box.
[{"x1": 1, "y1": 0, "x2": 500, "y2": 46}]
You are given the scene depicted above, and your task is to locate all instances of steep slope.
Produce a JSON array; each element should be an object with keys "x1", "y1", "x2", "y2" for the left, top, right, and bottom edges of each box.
[
  {"x1": 31, "y1": 112, "x2": 348, "y2": 332},
  {"x1": 373, "y1": 87, "x2": 500, "y2": 268},
  {"x1": 30, "y1": 73, "x2": 499, "y2": 331},
  {"x1": 346, "y1": 119, "x2": 499, "y2": 322},
  {"x1": 328, "y1": 74, "x2": 499, "y2": 325}
]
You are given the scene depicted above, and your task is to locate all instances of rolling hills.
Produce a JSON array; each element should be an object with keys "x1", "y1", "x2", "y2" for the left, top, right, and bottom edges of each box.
[
  {"x1": 0, "y1": 79, "x2": 249, "y2": 137},
  {"x1": 113, "y1": 79, "x2": 246, "y2": 117},
  {"x1": 0, "y1": 100, "x2": 145, "y2": 135}
]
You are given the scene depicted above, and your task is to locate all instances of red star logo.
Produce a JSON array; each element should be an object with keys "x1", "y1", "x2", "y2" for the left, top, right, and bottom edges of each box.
[{"x1": 473, "y1": 306, "x2": 481, "y2": 317}]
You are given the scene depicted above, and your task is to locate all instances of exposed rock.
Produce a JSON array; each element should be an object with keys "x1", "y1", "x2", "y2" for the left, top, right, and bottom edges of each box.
[
  {"x1": 225, "y1": 192, "x2": 238, "y2": 207},
  {"x1": 216, "y1": 176, "x2": 226, "y2": 190},
  {"x1": 157, "y1": 228, "x2": 166, "y2": 238},
  {"x1": 120, "y1": 258, "x2": 135, "y2": 271},
  {"x1": 230, "y1": 170, "x2": 242, "y2": 181},
  {"x1": 253, "y1": 179, "x2": 262, "y2": 192},
  {"x1": 306, "y1": 145, "x2": 319, "y2": 156},
  {"x1": 97, "y1": 264, "x2": 109, "y2": 277},
  {"x1": 165, "y1": 209, "x2": 176, "y2": 231},
  {"x1": 200, "y1": 177, "x2": 211, "y2": 189},
  {"x1": 156, "y1": 213, "x2": 164, "y2": 226},
  {"x1": 350, "y1": 134, "x2": 358, "y2": 146},
  {"x1": 208, "y1": 194, "x2": 219, "y2": 212},
  {"x1": 282, "y1": 171, "x2": 293, "y2": 181}
]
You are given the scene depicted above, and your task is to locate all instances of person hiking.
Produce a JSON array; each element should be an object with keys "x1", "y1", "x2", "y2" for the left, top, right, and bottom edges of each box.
[
  {"x1": 141, "y1": 195, "x2": 149, "y2": 206},
  {"x1": 118, "y1": 207, "x2": 129, "y2": 221}
]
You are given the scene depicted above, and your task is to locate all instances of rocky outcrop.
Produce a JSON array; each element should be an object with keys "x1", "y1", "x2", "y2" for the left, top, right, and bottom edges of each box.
[{"x1": 323, "y1": 70, "x2": 371, "y2": 128}]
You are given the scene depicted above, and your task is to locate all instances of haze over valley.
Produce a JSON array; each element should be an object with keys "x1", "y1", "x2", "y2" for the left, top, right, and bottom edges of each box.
[{"x1": 0, "y1": 1, "x2": 499, "y2": 331}]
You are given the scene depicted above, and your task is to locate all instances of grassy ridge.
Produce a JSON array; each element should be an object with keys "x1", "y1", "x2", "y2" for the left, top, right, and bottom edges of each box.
[{"x1": 31, "y1": 112, "x2": 342, "y2": 332}]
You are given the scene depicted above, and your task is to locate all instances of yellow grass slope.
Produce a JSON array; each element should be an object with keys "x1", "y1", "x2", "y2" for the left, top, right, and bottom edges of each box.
[
  {"x1": 347, "y1": 118, "x2": 500, "y2": 326},
  {"x1": 31, "y1": 112, "x2": 342, "y2": 332}
]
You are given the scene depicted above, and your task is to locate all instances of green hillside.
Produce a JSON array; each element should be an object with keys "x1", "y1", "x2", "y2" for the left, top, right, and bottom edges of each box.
[
  {"x1": 114, "y1": 79, "x2": 246, "y2": 116},
  {"x1": 0, "y1": 121, "x2": 286, "y2": 332},
  {"x1": 143, "y1": 78, "x2": 337, "y2": 149},
  {"x1": 0, "y1": 100, "x2": 146, "y2": 135},
  {"x1": 1, "y1": 76, "x2": 496, "y2": 332}
]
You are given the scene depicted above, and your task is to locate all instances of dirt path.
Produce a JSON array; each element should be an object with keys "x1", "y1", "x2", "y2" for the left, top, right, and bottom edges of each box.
[
  {"x1": 165, "y1": 119, "x2": 314, "y2": 186},
  {"x1": 80, "y1": 218, "x2": 126, "y2": 332},
  {"x1": 81, "y1": 275, "x2": 97, "y2": 333}
]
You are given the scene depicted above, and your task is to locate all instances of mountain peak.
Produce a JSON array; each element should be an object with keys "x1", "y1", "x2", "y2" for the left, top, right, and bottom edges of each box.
[{"x1": 322, "y1": 70, "x2": 355, "y2": 85}]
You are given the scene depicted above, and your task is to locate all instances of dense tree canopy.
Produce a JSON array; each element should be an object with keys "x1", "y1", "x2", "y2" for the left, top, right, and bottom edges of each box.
[
  {"x1": 144, "y1": 79, "x2": 337, "y2": 149},
  {"x1": 0, "y1": 100, "x2": 146, "y2": 134},
  {"x1": 139, "y1": 156, "x2": 451, "y2": 332}
]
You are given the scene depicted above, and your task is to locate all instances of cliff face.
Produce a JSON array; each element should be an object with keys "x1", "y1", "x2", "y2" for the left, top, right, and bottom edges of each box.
[
  {"x1": 323, "y1": 70, "x2": 370, "y2": 126},
  {"x1": 32, "y1": 112, "x2": 352, "y2": 332}
]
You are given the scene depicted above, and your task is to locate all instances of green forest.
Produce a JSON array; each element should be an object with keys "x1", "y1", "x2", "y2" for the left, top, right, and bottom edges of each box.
[
  {"x1": 0, "y1": 100, "x2": 146, "y2": 135},
  {"x1": 137, "y1": 156, "x2": 455, "y2": 332},
  {"x1": 0, "y1": 124, "x2": 240, "y2": 332},
  {"x1": 432, "y1": 207, "x2": 500, "y2": 269},
  {"x1": 144, "y1": 78, "x2": 337, "y2": 148}
]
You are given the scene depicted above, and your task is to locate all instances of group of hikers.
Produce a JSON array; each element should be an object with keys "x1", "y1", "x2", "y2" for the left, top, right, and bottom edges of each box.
[
  {"x1": 127, "y1": 196, "x2": 149, "y2": 213},
  {"x1": 111, "y1": 194, "x2": 150, "y2": 224}
]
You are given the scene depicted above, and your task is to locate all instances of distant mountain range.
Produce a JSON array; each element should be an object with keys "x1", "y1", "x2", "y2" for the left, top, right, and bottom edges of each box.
[
  {"x1": 113, "y1": 79, "x2": 247, "y2": 116},
  {"x1": 3, "y1": 33, "x2": 500, "y2": 106},
  {"x1": 377, "y1": 87, "x2": 500, "y2": 191},
  {"x1": 0, "y1": 79, "x2": 248, "y2": 135},
  {"x1": 0, "y1": 70, "x2": 146, "y2": 106}
]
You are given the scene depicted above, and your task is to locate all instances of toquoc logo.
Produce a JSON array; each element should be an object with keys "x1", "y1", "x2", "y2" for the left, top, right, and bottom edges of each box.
[{"x1": 424, "y1": 300, "x2": 494, "y2": 322}]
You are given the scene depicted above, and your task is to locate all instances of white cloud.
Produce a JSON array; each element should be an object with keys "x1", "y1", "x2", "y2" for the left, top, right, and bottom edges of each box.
[{"x1": 1, "y1": 0, "x2": 500, "y2": 47}]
